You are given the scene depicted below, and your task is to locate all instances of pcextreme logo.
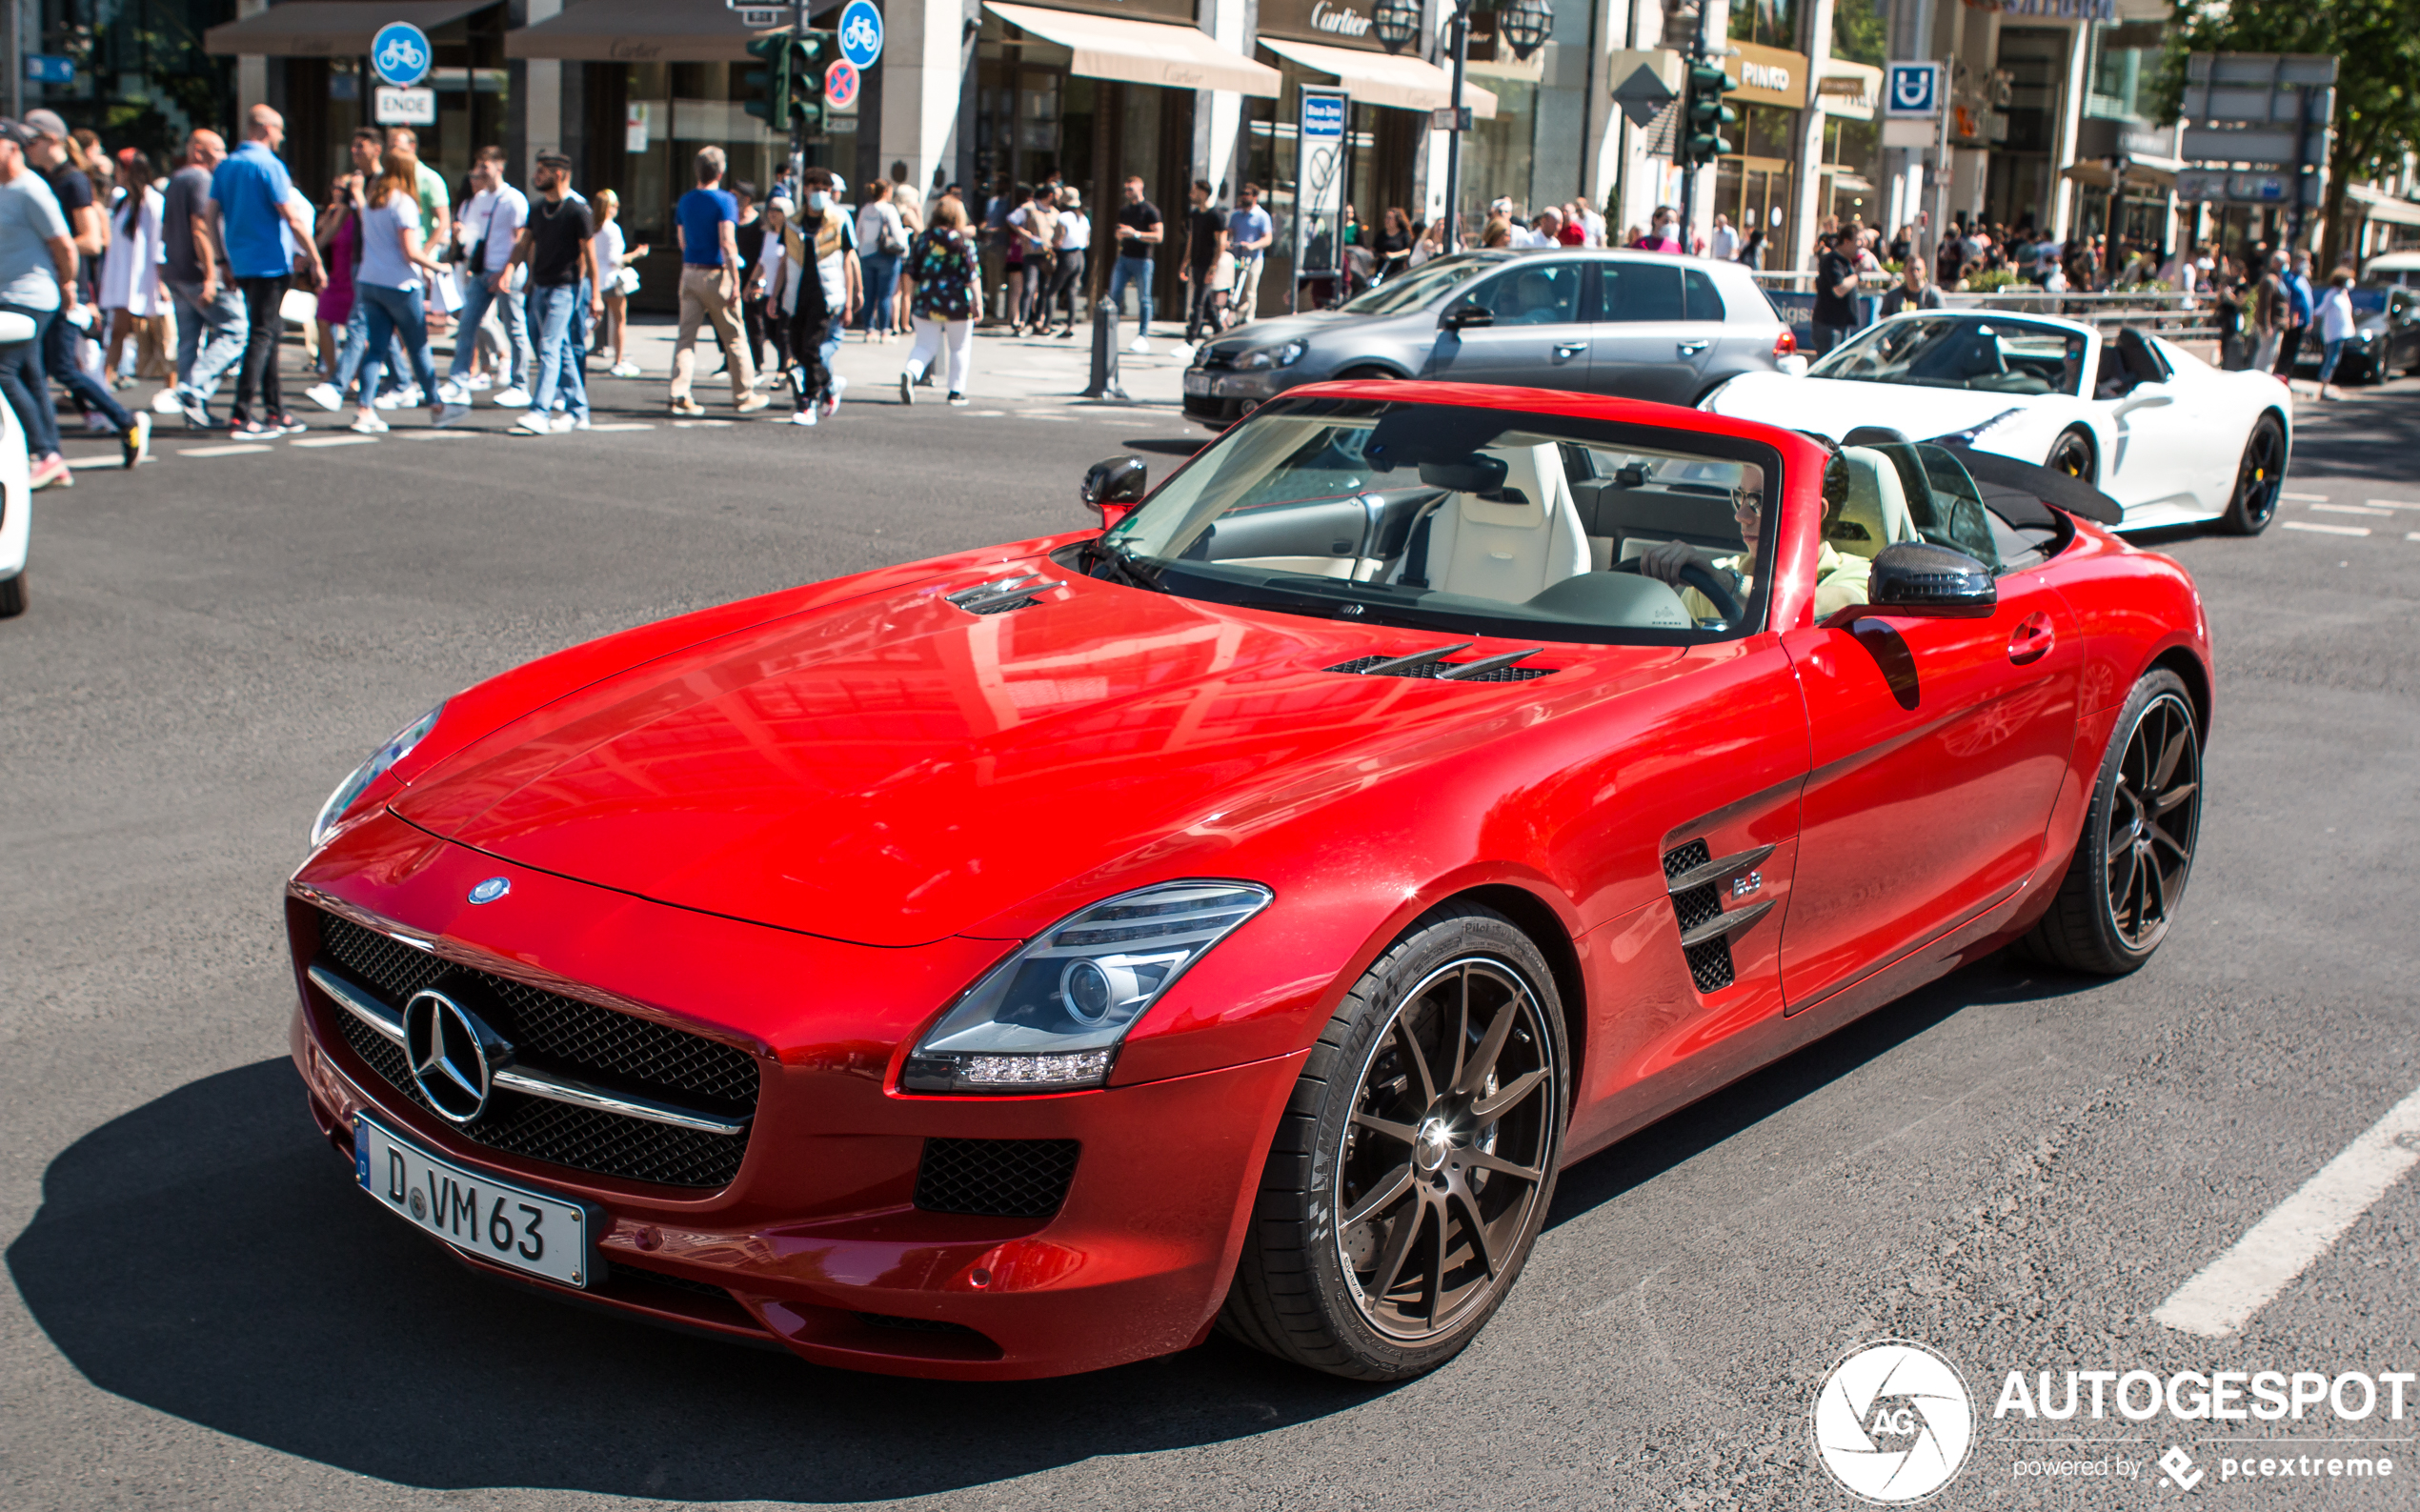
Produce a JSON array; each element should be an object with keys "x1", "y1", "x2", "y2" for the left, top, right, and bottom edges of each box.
[{"x1": 1811, "y1": 1340, "x2": 1976, "y2": 1503}]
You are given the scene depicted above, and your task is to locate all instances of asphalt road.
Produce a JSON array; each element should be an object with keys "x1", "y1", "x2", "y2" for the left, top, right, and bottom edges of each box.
[{"x1": 4, "y1": 361, "x2": 2418, "y2": 1511}]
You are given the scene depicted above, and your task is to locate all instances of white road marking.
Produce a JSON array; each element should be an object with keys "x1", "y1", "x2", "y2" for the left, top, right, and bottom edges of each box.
[
  {"x1": 2280, "y1": 492, "x2": 2329, "y2": 502},
  {"x1": 398, "y1": 430, "x2": 474, "y2": 441},
  {"x1": 2408, "y1": 533, "x2": 2420, "y2": 543},
  {"x1": 585, "y1": 422, "x2": 655, "y2": 432},
  {"x1": 971, "y1": 410, "x2": 1007, "y2": 416},
  {"x1": 1018, "y1": 412, "x2": 1076, "y2": 421},
  {"x1": 290, "y1": 434, "x2": 379, "y2": 449},
  {"x1": 2155, "y1": 1084, "x2": 2420, "y2": 1338},
  {"x1": 177, "y1": 443, "x2": 273, "y2": 457},
  {"x1": 2362, "y1": 499, "x2": 2420, "y2": 511},
  {"x1": 2283, "y1": 521, "x2": 2372, "y2": 536},
  {"x1": 2309, "y1": 503, "x2": 2391, "y2": 515},
  {"x1": 64, "y1": 454, "x2": 127, "y2": 470}
]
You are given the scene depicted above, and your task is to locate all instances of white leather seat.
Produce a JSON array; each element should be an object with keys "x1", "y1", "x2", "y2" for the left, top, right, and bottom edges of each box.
[
  {"x1": 1419, "y1": 443, "x2": 1591, "y2": 603},
  {"x1": 1831, "y1": 446, "x2": 1920, "y2": 560}
]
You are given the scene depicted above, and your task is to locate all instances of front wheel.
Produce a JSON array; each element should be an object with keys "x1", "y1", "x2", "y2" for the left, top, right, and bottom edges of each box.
[
  {"x1": 2024, "y1": 669, "x2": 2202, "y2": 975},
  {"x1": 1220, "y1": 903, "x2": 1569, "y2": 1380},
  {"x1": 2045, "y1": 428, "x2": 2096, "y2": 481},
  {"x1": 2216, "y1": 413, "x2": 2286, "y2": 535},
  {"x1": 0, "y1": 571, "x2": 22, "y2": 617}
]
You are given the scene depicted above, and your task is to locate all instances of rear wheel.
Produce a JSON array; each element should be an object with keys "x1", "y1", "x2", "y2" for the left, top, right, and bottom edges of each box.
[
  {"x1": 2045, "y1": 429, "x2": 2095, "y2": 481},
  {"x1": 1220, "y1": 902, "x2": 1568, "y2": 1380},
  {"x1": 1337, "y1": 366, "x2": 1396, "y2": 383},
  {"x1": 0, "y1": 571, "x2": 23, "y2": 617},
  {"x1": 2024, "y1": 670, "x2": 2202, "y2": 975},
  {"x1": 2216, "y1": 413, "x2": 2286, "y2": 535}
]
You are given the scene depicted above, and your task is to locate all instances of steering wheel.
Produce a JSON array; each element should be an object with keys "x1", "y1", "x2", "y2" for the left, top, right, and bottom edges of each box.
[{"x1": 1614, "y1": 555, "x2": 1744, "y2": 623}]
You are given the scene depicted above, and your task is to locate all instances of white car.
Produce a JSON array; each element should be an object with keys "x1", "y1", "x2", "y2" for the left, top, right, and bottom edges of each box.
[
  {"x1": 0, "y1": 310, "x2": 30, "y2": 615},
  {"x1": 1701, "y1": 310, "x2": 2291, "y2": 534}
]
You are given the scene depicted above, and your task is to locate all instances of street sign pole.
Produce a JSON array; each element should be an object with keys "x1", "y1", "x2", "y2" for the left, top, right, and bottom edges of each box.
[
  {"x1": 1677, "y1": 1, "x2": 1706, "y2": 250},
  {"x1": 791, "y1": 0, "x2": 808, "y2": 192}
]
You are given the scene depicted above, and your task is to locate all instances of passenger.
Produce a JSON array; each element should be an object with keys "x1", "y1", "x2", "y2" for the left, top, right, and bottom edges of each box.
[{"x1": 1636, "y1": 460, "x2": 1871, "y2": 620}]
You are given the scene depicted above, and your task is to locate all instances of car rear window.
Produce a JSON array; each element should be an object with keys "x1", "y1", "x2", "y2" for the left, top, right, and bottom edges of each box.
[{"x1": 1596, "y1": 262, "x2": 1728, "y2": 322}]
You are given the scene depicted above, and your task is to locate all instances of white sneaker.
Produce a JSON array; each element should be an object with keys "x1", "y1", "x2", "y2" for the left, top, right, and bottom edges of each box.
[
  {"x1": 571, "y1": 415, "x2": 592, "y2": 431},
  {"x1": 609, "y1": 361, "x2": 642, "y2": 378},
  {"x1": 820, "y1": 374, "x2": 847, "y2": 419},
  {"x1": 493, "y1": 386, "x2": 534, "y2": 409},
  {"x1": 465, "y1": 373, "x2": 494, "y2": 391},
  {"x1": 549, "y1": 412, "x2": 577, "y2": 433},
  {"x1": 789, "y1": 406, "x2": 817, "y2": 426},
  {"x1": 150, "y1": 387, "x2": 186, "y2": 415},
  {"x1": 434, "y1": 402, "x2": 471, "y2": 427},
  {"x1": 514, "y1": 411, "x2": 552, "y2": 435},
  {"x1": 304, "y1": 381, "x2": 343, "y2": 413},
  {"x1": 349, "y1": 412, "x2": 389, "y2": 433},
  {"x1": 400, "y1": 384, "x2": 424, "y2": 408},
  {"x1": 373, "y1": 389, "x2": 405, "y2": 410},
  {"x1": 435, "y1": 379, "x2": 468, "y2": 406},
  {"x1": 1170, "y1": 342, "x2": 1197, "y2": 364},
  {"x1": 1127, "y1": 336, "x2": 1152, "y2": 355}
]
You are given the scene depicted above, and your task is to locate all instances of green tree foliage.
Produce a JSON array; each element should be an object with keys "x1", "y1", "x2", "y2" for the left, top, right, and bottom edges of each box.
[{"x1": 2160, "y1": 0, "x2": 2420, "y2": 266}]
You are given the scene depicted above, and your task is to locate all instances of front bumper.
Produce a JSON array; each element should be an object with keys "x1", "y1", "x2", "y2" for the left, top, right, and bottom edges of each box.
[
  {"x1": 1181, "y1": 365, "x2": 1292, "y2": 427},
  {"x1": 287, "y1": 816, "x2": 1305, "y2": 1380}
]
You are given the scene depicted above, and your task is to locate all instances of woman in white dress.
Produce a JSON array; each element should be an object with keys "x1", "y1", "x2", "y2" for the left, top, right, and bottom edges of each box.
[
  {"x1": 591, "y1": 189, "x2": 651, "y2": 377},
  {"x1": 98, "y1": 149, "x2": 170, "y2": 385}
]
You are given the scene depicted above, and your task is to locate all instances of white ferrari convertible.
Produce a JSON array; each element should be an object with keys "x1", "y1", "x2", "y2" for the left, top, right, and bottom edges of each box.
[{"x1": 1702, "y1": 310, "x2": 2290, "y2": 534}]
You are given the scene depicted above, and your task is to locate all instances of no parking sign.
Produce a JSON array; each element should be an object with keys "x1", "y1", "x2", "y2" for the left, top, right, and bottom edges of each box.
[{"x1": 824, "y1": 59, "x2": 859, "y2": 112}]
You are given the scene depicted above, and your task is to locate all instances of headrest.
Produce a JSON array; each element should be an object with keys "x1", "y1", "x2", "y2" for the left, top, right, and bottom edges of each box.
[{"x1": 1830, "y1": 446, "x2": 1917, "y2": 558}]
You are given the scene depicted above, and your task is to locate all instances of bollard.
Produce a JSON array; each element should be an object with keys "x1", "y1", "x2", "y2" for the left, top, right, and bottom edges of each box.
[{"x1": 1081, "y1": 297, "x2": 1129, "y2": 401}]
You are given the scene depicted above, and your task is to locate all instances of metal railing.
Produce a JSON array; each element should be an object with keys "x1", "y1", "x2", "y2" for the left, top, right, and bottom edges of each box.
[{"x1": 1747, "y1": 271, "x2": 2221, "y2": 344}]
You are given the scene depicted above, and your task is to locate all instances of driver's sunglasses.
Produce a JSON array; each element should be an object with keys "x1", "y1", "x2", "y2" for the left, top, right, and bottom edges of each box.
[{"x1": 1732, "y1": 493, "x2": 1763, "y2": 519}]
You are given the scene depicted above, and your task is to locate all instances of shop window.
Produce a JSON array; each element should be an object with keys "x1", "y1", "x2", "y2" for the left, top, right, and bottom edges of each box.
[{"x1": 1729, "y1": 0, "x2": 1801, "y2": 52}]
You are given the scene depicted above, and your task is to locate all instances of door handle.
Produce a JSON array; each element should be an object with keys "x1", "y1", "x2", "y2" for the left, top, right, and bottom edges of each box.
[
  {"x1": 1552, "y1": 341, "x2": 1588, "y2": 361},
  {"x1": 1677, "y1": 339, "x2": 1710, "y2": 356},
  {"x1": 2007, "y1": 612, "x2": 2055, "y2": 666}
]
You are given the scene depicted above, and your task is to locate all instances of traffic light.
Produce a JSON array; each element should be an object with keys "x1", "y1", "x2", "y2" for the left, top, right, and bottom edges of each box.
[
  {"x1": 743, "y1": 31, "x2": 791, "y2": 128},
  {"x1": 789, "y1": 30, "x2": 834, "y2": 133},
  {"x1": 1681, "y1": 60, "x2": 1737, "y2": 168}
]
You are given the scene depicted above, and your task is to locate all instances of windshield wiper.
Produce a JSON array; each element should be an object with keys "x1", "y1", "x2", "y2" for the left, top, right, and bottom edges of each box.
[{"x1": 1081, "y1": 534, "x2": 1163, "y2": 592}]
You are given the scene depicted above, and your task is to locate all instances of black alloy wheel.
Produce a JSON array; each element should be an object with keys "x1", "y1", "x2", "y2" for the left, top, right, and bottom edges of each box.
[
  {"x1": 2046, "y1": 429, "x2": 2095, "y2": 481},
  {"x1": 2024, "y1": 670, "x2": 2202, "y2": 975},
  {"x1": 2217, "y1": 413, "x2": 2287, "y2": 535},
  {"x1": 1220, "y1": 903, "x2": 1568, "y2": 1380}
]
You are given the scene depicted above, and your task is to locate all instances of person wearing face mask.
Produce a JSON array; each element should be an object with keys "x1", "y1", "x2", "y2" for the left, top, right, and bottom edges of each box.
[{"x1": 778, "y1": 169, "x2": 861, "y2": 425}]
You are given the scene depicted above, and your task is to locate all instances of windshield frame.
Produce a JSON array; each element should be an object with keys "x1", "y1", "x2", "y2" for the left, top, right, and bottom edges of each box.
[
  {"x1": 1807, "y1": 312, "x2": 2091, "y2": 397},
  {"x1": 1096, "y1": 394, "x2": 1788, "y2": 648}
]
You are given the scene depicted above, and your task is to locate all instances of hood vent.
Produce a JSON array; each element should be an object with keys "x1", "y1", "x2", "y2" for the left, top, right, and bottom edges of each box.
[
  {"x1": 946, "y1": 575, "x2": 1065, "y2": 615},
  {"x1": 1327, "y1": 644, "x2": 1552, "y2": 682}
]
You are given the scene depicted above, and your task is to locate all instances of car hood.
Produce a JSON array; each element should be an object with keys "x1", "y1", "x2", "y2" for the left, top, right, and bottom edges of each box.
[
  {"x1": 1203, "y1": 310, "x2": 1370, "y2": 357},
  {"x1": 1704, "y1": 371, "x2": 2065, "y2": 441},
  {"x1": 393, "y1": 565, "x2": 1680, "y2": 948}
]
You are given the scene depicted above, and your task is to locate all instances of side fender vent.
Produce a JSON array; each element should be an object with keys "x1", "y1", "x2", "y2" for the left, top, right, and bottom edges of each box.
[
  {"x1": 1659, "y1": 838, "x2": 1779, "y2": 996},
  {"x1": 946, "y1": 575, "x2": 1064, "y2": 615},
  {"x1": 1327, "y1": 644, "x2": 1552, "y2": 682}
]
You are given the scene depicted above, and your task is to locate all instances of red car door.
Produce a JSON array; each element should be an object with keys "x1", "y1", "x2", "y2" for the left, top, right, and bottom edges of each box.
[{"x1": 1778, "y1": 514, "x2": 2081, "y2": 1010}]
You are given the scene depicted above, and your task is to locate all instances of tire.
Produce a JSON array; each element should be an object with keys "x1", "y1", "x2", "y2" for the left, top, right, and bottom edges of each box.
[
  {"x1": 2215, "y1": 412, "x2": 2287, "y2": 535},
  {"x1": 2045, "y1": 428, "x2": 2095, "y2": 482},
  {"x1": 0, "y1": 572, "x2": 22, "y2": 618},
  {"x1": 2024, "y1": 670, "x2": 2202, "y2": 976},
  {"x1": 1220, "y1": 902, "x2": 1570, "y2": 1381}
]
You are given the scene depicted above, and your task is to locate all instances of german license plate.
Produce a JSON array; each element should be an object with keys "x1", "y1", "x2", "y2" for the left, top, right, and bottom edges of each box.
[
  {"x1": 354, "y1": 1114, "x2": 593, "y2": 1288},
  {"x1": 1181, "y1": 369, "x2": 1213, "y2": 394}
]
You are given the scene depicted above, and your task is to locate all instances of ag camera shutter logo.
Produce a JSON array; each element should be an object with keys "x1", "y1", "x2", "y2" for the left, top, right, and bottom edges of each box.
[{"x1": 1812, "y1": 1341, "x2": 1975, "y2": 1502}]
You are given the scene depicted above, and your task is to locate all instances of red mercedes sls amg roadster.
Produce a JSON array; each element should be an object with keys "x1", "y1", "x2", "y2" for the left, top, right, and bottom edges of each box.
[{"x1": 287, "y1": 383, "x2": 2211, "y2": 1381}]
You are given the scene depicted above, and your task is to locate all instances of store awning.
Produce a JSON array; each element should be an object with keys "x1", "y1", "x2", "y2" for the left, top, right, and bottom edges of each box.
[
  {"x1": 984, "y1": 3, "x2": 1279, "y2": 96},
  {"x1": 204, "y1": 0, "x2": 491, "y2": 57},
  {"x1": 1260, "y1": 36, "x2": 1497, "y2": 118},
  {"x1": 505, "y1": 0, "x2": 795, "y2": 64},
  {"x1": 2347, "y1": 185, "x2": 2420, "y2": 228},
  {"x1": 2060, "y1": 156, "x2": 2179, "y2": 191}
]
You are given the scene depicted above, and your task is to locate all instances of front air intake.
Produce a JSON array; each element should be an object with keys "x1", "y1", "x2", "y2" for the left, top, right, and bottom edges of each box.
[{"x1": 913, "y1": 1138, "x2": 1079, "y2": 1218}]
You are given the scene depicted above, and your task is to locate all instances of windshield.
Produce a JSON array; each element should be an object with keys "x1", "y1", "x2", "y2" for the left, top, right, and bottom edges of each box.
[
  {"x1": 1338, "y1": 254, "x2": 1507, "y2": 316},
  {"x1": 1810, "y1": 315, "x2": 2087, "y2": 397},
  {"x1": 1096, "y1": 398, "x2": 1787, "y2": 646}
]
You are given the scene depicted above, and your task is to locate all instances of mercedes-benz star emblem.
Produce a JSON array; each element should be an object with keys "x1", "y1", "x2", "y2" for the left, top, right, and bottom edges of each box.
[
  {"x1": 468, "y1": 876, "x2": 511, "y2": 904},
  {"x1": 402, "y1": 988, "x2": 512, "y2": 1124}
]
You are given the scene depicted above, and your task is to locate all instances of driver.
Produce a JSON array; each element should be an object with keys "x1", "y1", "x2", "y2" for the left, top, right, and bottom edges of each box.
[{"x1": 1637, "y1": 460, "x2": 1871, "y2": 621}]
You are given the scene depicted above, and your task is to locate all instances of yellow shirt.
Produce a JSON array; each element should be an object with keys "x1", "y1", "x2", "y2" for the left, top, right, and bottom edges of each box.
[{"x1": 1681, "y1": 541, "x2": 1871, "y2": 622}]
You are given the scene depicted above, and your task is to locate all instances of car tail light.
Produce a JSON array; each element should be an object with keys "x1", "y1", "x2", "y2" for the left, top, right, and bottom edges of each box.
[{"x1": 1773, "y1": 327, "x2": 1797, "y2": 359}]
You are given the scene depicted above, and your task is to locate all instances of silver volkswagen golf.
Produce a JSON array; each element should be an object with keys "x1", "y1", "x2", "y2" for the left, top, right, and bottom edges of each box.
[{"x1": 1181, "y1": 250, "x2": 1795, "y2": 427}]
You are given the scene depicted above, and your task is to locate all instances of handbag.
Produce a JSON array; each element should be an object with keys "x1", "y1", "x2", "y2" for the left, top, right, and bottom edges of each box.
[
  {"x1": 879, "y1": 209, "x2": 907, "y2": 257},
  {"x1": 612, "y1": 264, "x2": 639, "y2": 297}
]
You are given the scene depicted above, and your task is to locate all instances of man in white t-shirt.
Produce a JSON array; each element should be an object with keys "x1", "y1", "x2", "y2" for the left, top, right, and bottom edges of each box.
[
  {"x1": 442, "y1": 145, "x2": 533, "y2": 406},
  {"x1": 1709, "y1": 213, "x2": 1738, "y2": 262}
]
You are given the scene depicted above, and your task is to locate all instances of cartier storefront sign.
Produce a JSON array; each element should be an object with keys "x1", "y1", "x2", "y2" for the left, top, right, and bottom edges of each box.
[{"x1": 1258, "y1": 0, "x2": 1389, "y2": 50}]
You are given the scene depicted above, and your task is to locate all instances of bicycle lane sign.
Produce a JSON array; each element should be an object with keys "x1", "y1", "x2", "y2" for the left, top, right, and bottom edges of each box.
[
  {"x1": 373, "y1": 22, "x2": 433, "y2": 88},
  {"x1": 837, "y1": 0, "x2": 882, "y2": 69}
]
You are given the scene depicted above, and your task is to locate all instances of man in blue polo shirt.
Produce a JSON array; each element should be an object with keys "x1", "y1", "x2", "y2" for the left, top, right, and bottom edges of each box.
[
  {"x1": 668, "y1": 145, "x2": 766, "y2": 414},
  {"x1": 209, "y1": 103, "x2": 324, "y2": 436}
]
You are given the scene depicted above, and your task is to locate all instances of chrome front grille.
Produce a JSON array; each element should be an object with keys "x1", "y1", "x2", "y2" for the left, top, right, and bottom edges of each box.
[{"x1": 313, "y1": 910, "x2": 759, "y2": 1189}]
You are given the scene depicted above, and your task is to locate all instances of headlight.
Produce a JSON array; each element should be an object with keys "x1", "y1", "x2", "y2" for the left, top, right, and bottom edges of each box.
[
  {"x1": 1235, "y1": 340, "x2": 1308, "y2": 371},
  {"x1": 901, "y1": 880, "x2": 1273, "y2": 1093},
  {"x1": 310, "y1": 702, "x2": 445, "y2": 849}
]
